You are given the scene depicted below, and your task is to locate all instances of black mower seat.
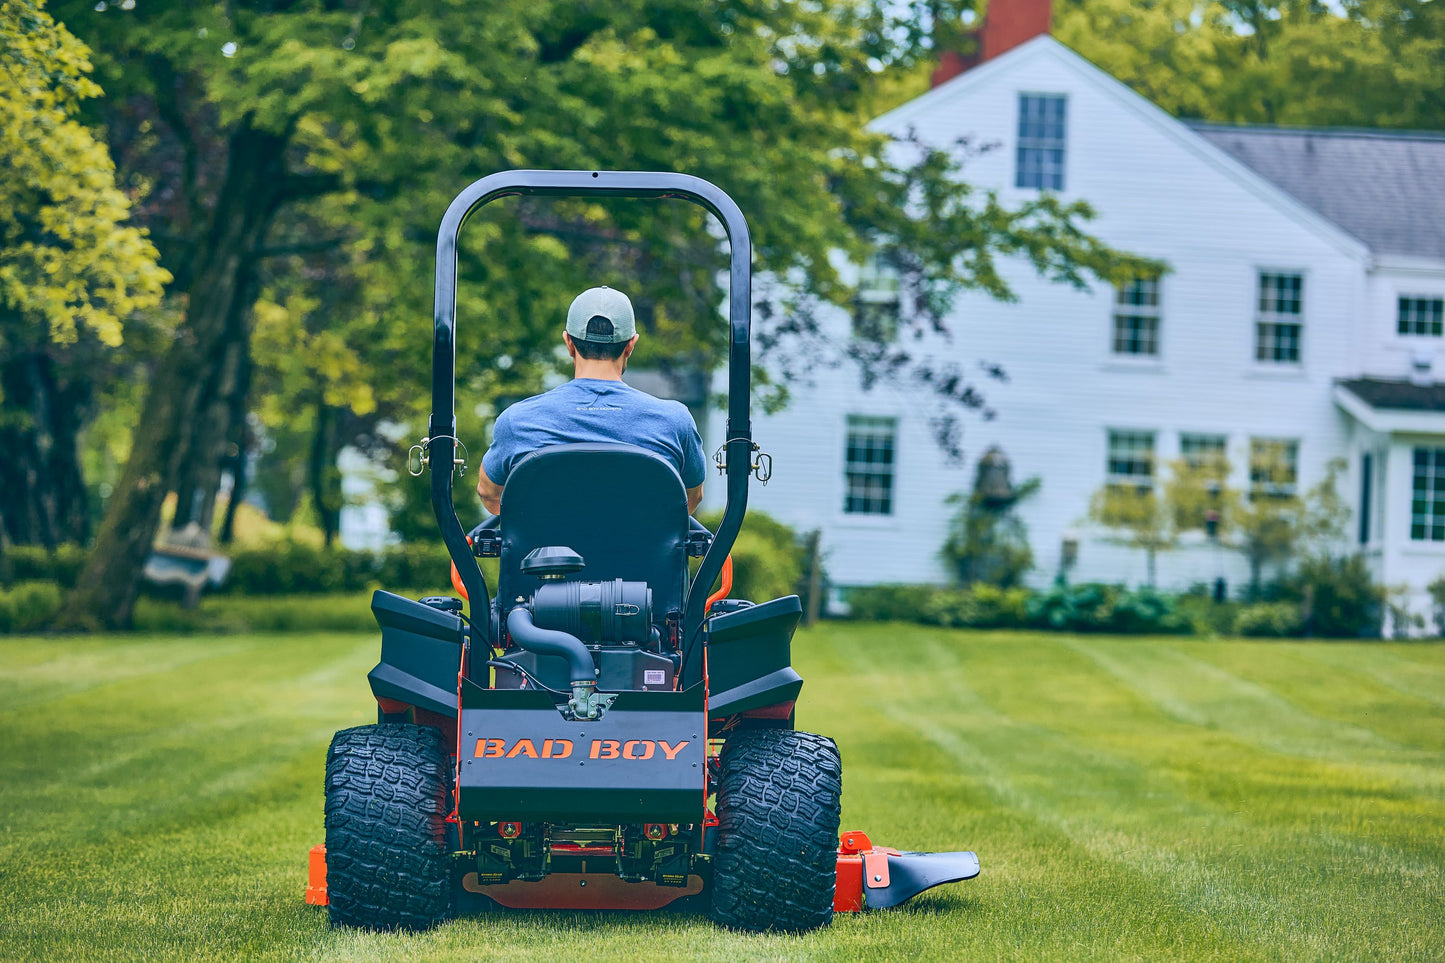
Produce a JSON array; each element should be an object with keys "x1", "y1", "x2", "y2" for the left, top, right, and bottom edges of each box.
[{"x1": 495, "y1": 443, "x2": 690, "y2": 620}]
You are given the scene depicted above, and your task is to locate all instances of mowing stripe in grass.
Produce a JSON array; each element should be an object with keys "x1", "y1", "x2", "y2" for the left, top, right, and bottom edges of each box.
[
  {"x1": 824, "y1": 625, "x2": 1445, "y2": 961},
  {"x1": 2, "y1": 626, "x2": 1443, "y2": 962}
]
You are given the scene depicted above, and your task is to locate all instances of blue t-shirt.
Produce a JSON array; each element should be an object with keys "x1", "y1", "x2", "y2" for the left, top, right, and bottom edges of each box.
[{"x1": 482, "y1": 378, "x2": 707, "y2": 489}]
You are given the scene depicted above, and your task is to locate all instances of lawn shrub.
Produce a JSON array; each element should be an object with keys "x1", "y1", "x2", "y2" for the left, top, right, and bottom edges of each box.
[
  {"x1": 853, "y1": 582, "x2": 1191, "y2": 634},
  {"x1": 0, "y1": 581, "x2": 64, "y2": 632},
  {"x1": 1024, "y1": 583, "x2": 1132, "y2": 632},
  {"x1": 132, "y1": 592, "x2": 401, "y2": 634},
  {"x1": 1431, "y1": 575, "x2": 1445, "y2": 637},
  {"x1": 919, "y1": 585, "x2": 1032, "y2": 628},
  {"x1": 1, "y1": 545, "x2": 86, "y2": 588},
  {"x1": 1232, "y1": 601, "x2": 1304, "y2": 637},
  {"x1": 1283, "y1": 555, "x2": 1384, "y2": 637},
  {"x1": 696, "y1": 510, "x2": 805, "y2": 604},
  {"x1": 222, "y1": 541, "x2": 459, "y2": 595},
  {"x1": 844, "y1": 585, "x2": 938, "y2": 621}
]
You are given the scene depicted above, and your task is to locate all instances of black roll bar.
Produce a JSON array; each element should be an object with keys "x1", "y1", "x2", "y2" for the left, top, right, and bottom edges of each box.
[{"x1": 429, "y1": 170, "x2": 753, "y2": 647}]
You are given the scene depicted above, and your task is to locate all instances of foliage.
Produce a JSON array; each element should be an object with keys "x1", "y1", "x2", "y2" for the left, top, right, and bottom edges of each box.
[
  {"x1": 697, "y1": 510, "x2": 805, "y2": 605},
  {"x1": 130, "y1": 592, "x2": 383, "y2": 635},
  {"x1": 1058, "y1": 0, "x2": 1445, "y2": 132},
  {"x1": 221, "y1": 540, "x2": 475, "y2": 597},
  {"x1": 0, "y1": 0, "x2": 167, "y2": 348},
  {"x1": 919, "y1": 583, "x2": 1032, "y2": 629},
  {"x1": 849, "y1": 581, "x2": 1190, "y2": 634},
  {"x1": 1025, "y1": 582, "x2": 1192, "y2": 634},
  {"x1": 1235, "y1": 457, "x2": 1349, "y2": 593},
  {"x1": 0, "y1": 581, "x2": 64, "y2": 633},
  {"x1": 51, "y1": 0, "x2": 1159, "y2": 625},
  {"x1": 1232, "y1": 601, "x2": 1305, "y2": 638},
  {"x1": 1166, "y1": 456, "x2": 1237, "y2": 535},
  {"x1": 1280, "y1": 554, "x2": 1384, "y2": 638},
  {"x1": 1431, "y1": 575, "x2": 1445, "y2": 638},
  {"x1": 844, "y1": 584, "x2": 940, "y2": 622},
  {"x1": 940, "y1": 450, "x2": 1039, "y2": 587},
  {"x1": 1086, "y1": 483, "x2": 1177, "y2": 586},
  {"x1": 0, "y1": 544, "x2": 87, "y2": 588},
  {"x1": 0, "y1": 0, "x2": 168, "y2": 549}
]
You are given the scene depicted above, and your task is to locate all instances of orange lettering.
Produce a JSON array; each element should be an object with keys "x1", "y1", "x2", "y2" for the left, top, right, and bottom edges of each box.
[
  {"x1": 590, "y1": 739, "x2": 620, "y2": 760},
  {"x1": 658, "y1": 740, "x2": 688, "y2": 761},
  {"x1": 506, "y1": 739, "x2": 539, "y2": 759},
  {"x1": 623, "y1": 740, "x2": 656, "y2": 760},
  {"x1": 476, "y1": 738, "x2": 505, "y2": 758},
  {"x1": 549, "y1": 738, "x2": 573, "y2": 759}
]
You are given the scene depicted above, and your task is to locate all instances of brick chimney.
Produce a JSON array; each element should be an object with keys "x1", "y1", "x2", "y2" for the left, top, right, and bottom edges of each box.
[{"x1": 930, "y1": 0, "x2": 1053, "y2": 88}]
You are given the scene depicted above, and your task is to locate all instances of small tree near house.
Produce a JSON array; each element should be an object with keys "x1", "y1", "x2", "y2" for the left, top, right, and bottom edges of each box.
[
  {"x1": 941, "y1": 447, "x2": 1039, "y2": 588},
  {"x1": 1086, "y1": 481, "x2": 1176, "y2": 587}
]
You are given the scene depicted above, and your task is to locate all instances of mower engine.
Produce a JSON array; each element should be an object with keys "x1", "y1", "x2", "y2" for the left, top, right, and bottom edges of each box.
[{"x1": 497, "y1": 548, "x2": 677, "y2": 720}]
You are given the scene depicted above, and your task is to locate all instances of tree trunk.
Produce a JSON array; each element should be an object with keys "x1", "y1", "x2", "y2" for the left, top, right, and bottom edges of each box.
[
  {"x1": 309, "y1": 401, "x2": 344, "y2": 547},
  {"x1": 171, "y1": 327, "x2": 252, "y2": 536},
  {"x1": 60, "y1": 123, "x2": 290, "y2": 629},
  {"x1": 0, "y1": 348, "x2": 92, "y2": 548},
  {"x1": 217, "y1": 418, "x2": 251, "y2": 547}
]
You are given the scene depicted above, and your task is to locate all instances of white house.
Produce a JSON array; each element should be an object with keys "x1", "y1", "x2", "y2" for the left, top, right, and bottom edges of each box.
[{"x1": 703, "y1": 16, "x2": 1445, "y2": 626}]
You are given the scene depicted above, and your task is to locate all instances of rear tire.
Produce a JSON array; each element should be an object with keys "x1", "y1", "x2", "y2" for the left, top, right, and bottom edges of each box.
[
  {"x1": 324, "y1": 723, "x2": 454, "y2": 930},
  {"x1": 709, "y1": 729, "x2": 842, "y2": 932}
]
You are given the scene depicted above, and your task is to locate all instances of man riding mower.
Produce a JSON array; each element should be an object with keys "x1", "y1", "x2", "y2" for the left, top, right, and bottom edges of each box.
[{"x1": 305, "y1": 170, "x2": 979, "y2": 932}]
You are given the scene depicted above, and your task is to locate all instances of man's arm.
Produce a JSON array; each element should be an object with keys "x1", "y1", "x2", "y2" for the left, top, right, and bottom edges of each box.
[
  {"x1": 687, "y1": 483, "x2": 703, "y2": 515},
  {"x1": 476, "y1": 463, "x2": 504, "y2": 515}
]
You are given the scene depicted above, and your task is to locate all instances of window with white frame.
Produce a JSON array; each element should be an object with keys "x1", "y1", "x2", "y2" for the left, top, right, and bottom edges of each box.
[
  {"x1": 1106, "y1": 430, "x2": 1155, "y2": 488},
  {"x1": 1016, "y1": 94, "x2": 1066, "y2": 191},
  {"x1": 1112, "y1": 278, "x2": 1161, "y2": 356},
  {"x1": 1180, "y1": 433, "x2": 1228, "y2": 471},
  {"x1": 1398, "y1": 296, "x2": 1444, "y2": 336},
  {"x1": 854, "y1": 252, "x2": 902, "y2": 343},
  {"x1": 1255, "y1": 272, "x2": 1303, "y2": 363},
  {"x1": 1249, "y1": 438, "x2": 1299, "y2": 498},
  {"x1": 1411, "y1": 447, "x2": 1445, "y2": 541},
  {"x1": 843, "y1": 416, "x2": 897, "y2": 515}
]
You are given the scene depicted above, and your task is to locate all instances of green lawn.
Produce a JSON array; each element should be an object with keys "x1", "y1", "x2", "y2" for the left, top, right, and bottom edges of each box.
[{"x1": 1, "y1": 623, "x2": 1442, "y2": 962}]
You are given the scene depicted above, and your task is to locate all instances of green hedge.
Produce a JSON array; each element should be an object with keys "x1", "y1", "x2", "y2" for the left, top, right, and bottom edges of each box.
[
  {"x1": 695, "y1": 510, "x2": 805, "y2": 605},
  {"x1": 849, "y1": 582, "x2": 1214, "y2": 636},
  {"x1": 1, "y1": 546, "x2": 87, "y2": 588},
  {"x1": 0, "y1": 581, "x2": 65, "y2": 632},
  {"x1": 1, "y1": 541, "x2": 471, "y2": 597}
]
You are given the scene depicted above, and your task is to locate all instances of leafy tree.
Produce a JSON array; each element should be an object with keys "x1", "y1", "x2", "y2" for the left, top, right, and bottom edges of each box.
[
  {"x1": 1233, "y1": 455, "x2": 1348, "y2": 593},
  {"x1": 1087, "y1": 481, "x2": 1176, "y2": 587},
  {"x1": 55, "y1": 0, "x2": 1153, "y2": 627},
  {"x1": 1058, "y1": 0, "x2": 1445, "y2": 131},
  {"x1": 0, "y1": 0, "x2": 167, "y2": 552}
]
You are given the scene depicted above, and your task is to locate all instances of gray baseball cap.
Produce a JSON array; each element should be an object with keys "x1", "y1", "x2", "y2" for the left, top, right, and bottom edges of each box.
[{"x1": 565, "y1": 286, "x2": 636, "y2": 343}]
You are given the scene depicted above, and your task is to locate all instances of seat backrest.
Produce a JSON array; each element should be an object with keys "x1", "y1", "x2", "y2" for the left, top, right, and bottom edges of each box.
[{"x1": 495, "y1": 444, "x2": 690, "y2": 626}]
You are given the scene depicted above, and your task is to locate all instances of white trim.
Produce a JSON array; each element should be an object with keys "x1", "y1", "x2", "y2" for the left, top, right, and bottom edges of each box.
[
  {"x1": 1373, "y1": 254, "x2": 1445, "y2": 277},
  {"x1": 875, "y1": 37, "x2": 1372, "y2": 263},
  {"x1": 1334, "y1": 383, "x2": 1445, "y2": 435}
]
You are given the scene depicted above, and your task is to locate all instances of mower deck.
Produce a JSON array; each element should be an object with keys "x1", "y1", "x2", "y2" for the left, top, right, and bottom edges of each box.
[{"x1": 306, "y1": 830, "x2": 979, "y2": 914}]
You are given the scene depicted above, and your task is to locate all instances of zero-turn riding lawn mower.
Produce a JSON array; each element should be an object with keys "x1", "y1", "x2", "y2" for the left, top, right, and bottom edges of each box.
[{"x1": 305, "y1": 170, "x2": 979, "y2": 932}]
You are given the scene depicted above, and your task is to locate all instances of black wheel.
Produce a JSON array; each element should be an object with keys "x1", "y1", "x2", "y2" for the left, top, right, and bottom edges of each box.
[
  {"x1": 324, "y1": 723, "x2": 454, "y2": 930},
  {"x1": 709, "y1": 728, "x2": 842, "y2": 932}
]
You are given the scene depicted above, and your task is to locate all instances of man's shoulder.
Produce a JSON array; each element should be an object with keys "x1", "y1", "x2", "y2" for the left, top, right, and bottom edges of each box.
[{"x1": 497, "y1": 385, "x2": 571, "y2": 420}]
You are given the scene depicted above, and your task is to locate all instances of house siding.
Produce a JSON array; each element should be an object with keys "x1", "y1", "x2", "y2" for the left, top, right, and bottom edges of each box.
[{"x1": 706, "y1": 39, "x2": 1445, "y2": 623}]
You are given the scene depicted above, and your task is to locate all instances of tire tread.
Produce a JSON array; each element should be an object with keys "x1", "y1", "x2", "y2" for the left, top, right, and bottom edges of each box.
[{"x1": 709, "y1": 728, "x2": 842, "y2": 932}]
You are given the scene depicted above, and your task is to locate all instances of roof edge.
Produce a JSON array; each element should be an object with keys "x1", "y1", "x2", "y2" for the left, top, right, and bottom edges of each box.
[{"x1": 874, "y1": 37, "x2": 1372, "y2": 263}]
